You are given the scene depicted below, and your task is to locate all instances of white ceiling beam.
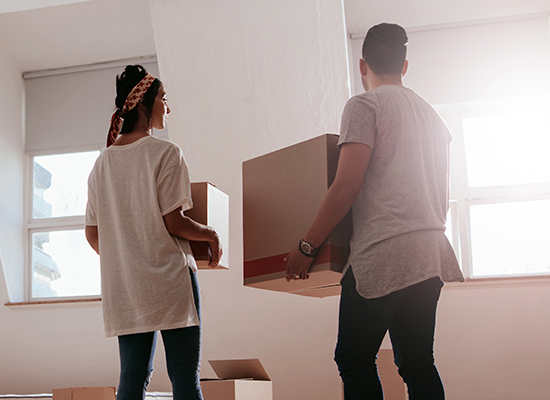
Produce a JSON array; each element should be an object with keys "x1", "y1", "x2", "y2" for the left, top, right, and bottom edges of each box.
[{"x1": 0, "y1": 0, "x2": 94, "y2": 15}]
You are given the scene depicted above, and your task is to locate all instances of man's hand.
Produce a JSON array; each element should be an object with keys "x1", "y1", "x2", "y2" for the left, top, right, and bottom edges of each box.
[
  {"x1": 283, "y1": 143, "x2": 372, "y2": 284},
  {"x1": 284, "y1": 247, "x2": 314, "y2": 281}
]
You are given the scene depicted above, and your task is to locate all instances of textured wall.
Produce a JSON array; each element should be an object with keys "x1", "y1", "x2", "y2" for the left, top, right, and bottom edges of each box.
[{"x1": 149, "y1": 1, "x2": 350, "y2": 399}]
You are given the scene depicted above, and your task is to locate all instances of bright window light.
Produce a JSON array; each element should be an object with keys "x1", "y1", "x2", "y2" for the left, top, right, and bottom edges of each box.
[
  {"x1": 33, "y1": 151, "x2": 99, "y2": 219},
  {"x1": 29, "y1": 149, "x2": 101, "y2": 299},
  {"x1": 470, "y1": 199, "x2": 550, "y2": 277},
  {"x1": 32, "y1": 229, "x2": 100, "y2": 298},
  {"x1": 463, "y1": 107, "x2": 550, "y2": 188}
]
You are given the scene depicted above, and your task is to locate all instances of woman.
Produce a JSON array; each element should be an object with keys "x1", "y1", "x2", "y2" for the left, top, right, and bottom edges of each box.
[{"x1": 85, "y1": 65, "x2": 221, "y2": 400}]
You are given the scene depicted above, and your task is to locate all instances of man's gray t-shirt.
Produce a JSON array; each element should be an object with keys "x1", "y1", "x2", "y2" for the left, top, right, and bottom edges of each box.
[{"x1": 338, "y1": 85, "x2": 464, "y2": 299}]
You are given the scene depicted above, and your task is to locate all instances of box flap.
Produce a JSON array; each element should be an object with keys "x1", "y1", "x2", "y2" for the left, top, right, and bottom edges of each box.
[{"x1": 209, "y1": 359, "x2": 271, "y2": 381}]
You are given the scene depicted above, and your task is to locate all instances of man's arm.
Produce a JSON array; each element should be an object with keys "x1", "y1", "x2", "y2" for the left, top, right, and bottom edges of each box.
[
  {"x1": 85, "y1": 225, "x2": 99, "y2": 255},
  {"x1": 163, "y1": 207, "x2": 223, "y2": 268},
  {"x1": 285, "y1": 142, "x2": 372, "y2": 280}
]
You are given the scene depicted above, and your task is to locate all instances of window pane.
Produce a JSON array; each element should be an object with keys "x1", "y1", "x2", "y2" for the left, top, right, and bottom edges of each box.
[
  {"x1": 33, "y1": 151, "x2": 100, "y2": 218},
  {"x1": 32, "y1": 229, "x2": 100, "y2": 298},
  {"x1": 444, "y1": 207, "x2": 453, "y2": 246},
  {"x1": 470, "y1": 200, "x2": 550, "y2": 277},
  {"x1": 463, "y1": 110, "x2": 550, "y2": 187}
]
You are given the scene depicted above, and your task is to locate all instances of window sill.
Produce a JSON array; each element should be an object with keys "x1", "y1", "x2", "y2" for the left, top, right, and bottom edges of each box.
[
  {"x1": 5, "y1": 297, "x2": 101, "y2": 307},
  {"x1": 445, "y1": 273, "x2": 550, "y2": 290}
]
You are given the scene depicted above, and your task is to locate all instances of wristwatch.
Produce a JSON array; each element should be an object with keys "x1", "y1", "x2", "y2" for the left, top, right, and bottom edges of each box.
[{"x1": 299, "y1": 239, "x2": 318, "y2": 257}]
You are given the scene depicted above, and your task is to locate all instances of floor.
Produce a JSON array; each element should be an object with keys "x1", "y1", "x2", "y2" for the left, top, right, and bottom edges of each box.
[{"x1": 0, "y1": 393, "x2": 173, "y2": 400}]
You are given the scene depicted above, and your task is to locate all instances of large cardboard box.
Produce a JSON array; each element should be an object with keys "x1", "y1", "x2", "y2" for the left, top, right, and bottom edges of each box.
[
  {"x1": 52, "y1": 387, "x2": 115, "y2": 400},
  {"x1": 243, "y1": 134, "x2": 352, "y2": 297},
  {"x1": 201, "y1": 359, "x2": 272, "y2": 400},
  {"x1": 185, "y1": 182, "x2": 229, "y2": 269}
]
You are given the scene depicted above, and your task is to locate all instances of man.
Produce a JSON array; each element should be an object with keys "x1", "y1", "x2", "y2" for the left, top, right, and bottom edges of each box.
[{"x1": 285, "y1": 23, "x2": 464, "y2": 399}]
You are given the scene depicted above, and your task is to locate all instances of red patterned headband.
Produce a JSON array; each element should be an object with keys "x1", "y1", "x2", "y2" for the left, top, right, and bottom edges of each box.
[{"x1": 107, "y1": 73, "x2": 156, "y2": 147}]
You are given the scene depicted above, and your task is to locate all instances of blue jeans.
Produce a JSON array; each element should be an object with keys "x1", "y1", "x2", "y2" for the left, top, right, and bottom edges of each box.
[
  {"x1": 116, "y1": 269, "x2": 203, "y2": 400},
  {"x1": 334, "y1": 268, "x2": 445, "y2": 400}
]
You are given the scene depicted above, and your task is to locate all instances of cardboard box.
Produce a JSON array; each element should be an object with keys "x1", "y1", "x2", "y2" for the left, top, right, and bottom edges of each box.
[
  {"x1": 185, "y1": 182, "x2": 229, "y2": 269},
  {"x1": 52, "y1": 387, "x2": 115, "y2": 400},
  {"x1": 201, "y1": 359, "x2": 272, "y2": 400},
  {"x1": 243, "y1": 134, "x2": 352, "y2": 297}
]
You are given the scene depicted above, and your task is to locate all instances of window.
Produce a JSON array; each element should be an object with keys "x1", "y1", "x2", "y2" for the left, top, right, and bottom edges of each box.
[
  {"x1": 28, "y1": 150, "x2": 101, "y2": 299},
  {"x1": 438, "y1": 95, "x2": 550, "y2": 279}
]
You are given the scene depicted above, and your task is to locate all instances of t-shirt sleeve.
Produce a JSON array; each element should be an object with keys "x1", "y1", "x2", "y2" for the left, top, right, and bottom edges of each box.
[
  {"x1": 85, "y1": 172, "x2": 98, "y2": 226},
  {"x1": 157, "y1": 147, "x2": 193, "y2": 215},
  {"x1": 338, "y1": 94, "x2": 377, "y2": 149}
]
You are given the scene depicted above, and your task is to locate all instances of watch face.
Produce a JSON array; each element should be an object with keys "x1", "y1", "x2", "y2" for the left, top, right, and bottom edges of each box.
[{"x1": 301, "y1": 241, "x2": 314, "y2": 254}]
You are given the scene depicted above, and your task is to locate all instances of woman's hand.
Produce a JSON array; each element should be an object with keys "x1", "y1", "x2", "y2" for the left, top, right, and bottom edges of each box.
[
  {"x1": 163, "y1": 207, "x2": 223, "y2": 268},
  {"x1": 284, "y1": 247, "x2": 314, "y2": 281},
  {"x1": 208, "y1": 232, "x2": 223, "y2": 268}
]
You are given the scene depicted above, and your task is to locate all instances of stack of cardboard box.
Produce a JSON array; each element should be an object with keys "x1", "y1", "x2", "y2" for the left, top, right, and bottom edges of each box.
[
  {"x1": 52, "y1": 387, "x2": 115, "y2": 400},
  {"x1": 201, "y1": 359, "x2": 272, "y2": 400}
]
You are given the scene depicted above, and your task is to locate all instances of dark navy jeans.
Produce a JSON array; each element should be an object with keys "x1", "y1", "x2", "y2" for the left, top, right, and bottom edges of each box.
[
  {"x1": 116, "y1": 269, "x2": 203, "y2": 400},
  {"x1": 335, "y1": 268, "x2": 445, "y2": 400}
]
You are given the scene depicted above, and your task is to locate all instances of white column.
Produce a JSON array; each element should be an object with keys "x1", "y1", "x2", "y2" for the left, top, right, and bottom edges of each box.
[{"x1": 149, "y1": 1, "x2": 349, "y2": 399}]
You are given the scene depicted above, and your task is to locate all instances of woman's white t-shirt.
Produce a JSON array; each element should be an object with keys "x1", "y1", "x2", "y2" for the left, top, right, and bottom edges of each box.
[{"x1": 86, "y1": 135, "x2": 199, "y2": 337}]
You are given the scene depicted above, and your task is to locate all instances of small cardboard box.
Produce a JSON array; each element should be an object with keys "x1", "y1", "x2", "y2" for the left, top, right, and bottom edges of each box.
[
  {"x1": 185, "y1": 182, "x2": 229, "y2": 269},
  {"x1": 243, "y1": 134, "x2": 352, "y2": 297},
  {"x1": 201, "y1": 359, "x2": 272, "y2": 400},
  {"x1": 52, "y1": 387, "x2": 115, "y2": 400}
]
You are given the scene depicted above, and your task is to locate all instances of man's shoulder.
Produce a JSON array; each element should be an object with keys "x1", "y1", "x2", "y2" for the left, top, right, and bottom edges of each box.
[
  {"x1": 347, "y1": 85, "x2": 416, "y2": 108},
  {"x1": 344, "y1": 91, "x2": 380, "y2": 115}
]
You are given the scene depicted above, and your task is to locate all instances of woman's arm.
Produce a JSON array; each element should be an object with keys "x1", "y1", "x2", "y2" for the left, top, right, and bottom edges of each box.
[
  {"x1": 85, "y1": 225, "x2": 99, "y2": 255},
  {"x1": 163, "y1": 207, "x2": 223, "y2": 268}
]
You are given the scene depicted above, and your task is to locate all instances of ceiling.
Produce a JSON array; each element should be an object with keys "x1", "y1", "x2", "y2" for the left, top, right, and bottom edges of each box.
[
  {"x1": 0, "y1": 0, "x2": 549, "y2": 73},
  {"x1": 0, "y1": 0, "x2": 156, "y2": 72}
]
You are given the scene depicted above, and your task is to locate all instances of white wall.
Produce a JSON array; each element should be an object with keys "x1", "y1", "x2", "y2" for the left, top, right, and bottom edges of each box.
[
  {"x1": 415, "y1": 16, "x2": 550, "y2": 399},
  {"x1": 349, "y1": 15, "x2": 550, "y2": 400},
  {"x1": 436, "y1": 280, "x2": 550, "y2": 400},
  {"x1": 0, "y1": 61, "x2": 168, "y2": 394},
  {"x1": 0, "y1": 46, "x2": 121, "y2": 393},
  {"x1": 350, "y1": 14, "x2": 550, "y2": 103},
  {"x1": 148, "y1": 1, "x2": 350, "y2": 399},
  {"x1": 0, "y1": 0, "x2": 350, "y2": 397},
  {"x1": 0, "y1": 42, "x2": 25, "y2": 303},
  {"x1": 25, "y1": 61, "x2": 165, "y2": 155},
  {"x1": 2, "y1": 5, "x2": 550, "y2": 400}
]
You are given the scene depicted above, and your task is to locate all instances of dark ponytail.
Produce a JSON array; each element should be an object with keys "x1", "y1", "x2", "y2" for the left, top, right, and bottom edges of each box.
[{"x1": 115, "y1": 65, "x2": 162, "y2": 133}]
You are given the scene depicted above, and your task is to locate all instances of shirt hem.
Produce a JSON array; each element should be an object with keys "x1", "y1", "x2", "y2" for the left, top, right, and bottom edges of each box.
[
  {"x1": 105, "y1": 320, "x2": 200, "y2": 338},
  {"x1": 162, "y1": 198, "x2": 193, "y2": 216}
]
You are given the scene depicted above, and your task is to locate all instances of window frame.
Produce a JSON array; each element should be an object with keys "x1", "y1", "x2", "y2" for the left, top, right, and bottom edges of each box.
[
  {"x1": 437, "y1": 94, "x2": 550, "y2": 279},
  {"x1": 25, "y1": 145, "x2": 102, "y2": 301}
]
